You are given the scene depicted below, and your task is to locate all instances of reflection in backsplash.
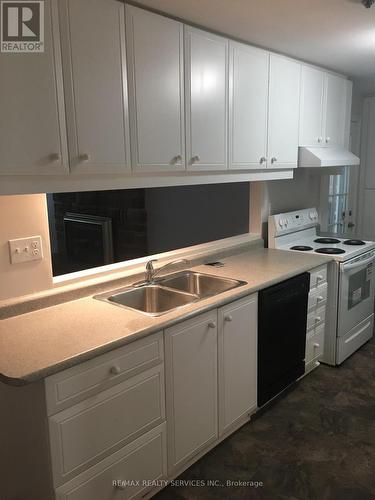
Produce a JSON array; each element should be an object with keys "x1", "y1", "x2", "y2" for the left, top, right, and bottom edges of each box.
[{"x1": 47, "y1": 183, "x2": 249, "y2": 277}]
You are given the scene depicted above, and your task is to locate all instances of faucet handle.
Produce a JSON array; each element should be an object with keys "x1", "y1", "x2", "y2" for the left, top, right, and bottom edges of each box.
[
  {"x1": 145, "y1": 259, "x2": 158, "y2": 283},
  {"x1": 146, "y1": 259, "x2": 158, "y2": 270}
]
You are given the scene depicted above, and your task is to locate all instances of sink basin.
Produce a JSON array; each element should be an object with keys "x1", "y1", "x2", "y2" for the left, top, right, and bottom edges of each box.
[
  {"x1": 160, "y1": 271, "x2": 246, "y2": 298},
  {"x1": 98, "y1": 285, "x2": 198, "y2": 316},
  {"x1": 95, "y1": 271, "x2": 247, "y2": 316}
]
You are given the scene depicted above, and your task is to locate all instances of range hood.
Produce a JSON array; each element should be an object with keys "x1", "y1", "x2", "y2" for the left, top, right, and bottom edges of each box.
[{"x1": 298, "y1": 146, "x2": 360, "y2": 168}]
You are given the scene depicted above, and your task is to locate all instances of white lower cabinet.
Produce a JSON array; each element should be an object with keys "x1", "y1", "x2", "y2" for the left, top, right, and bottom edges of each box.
[
  {"x1": 49, "y1": 365, "x2": 165, "y2": 486},
  {"x1": 218, "y1": 295, "x2": 257, "y2": 436},
  {"x1": 305, "y1": 265, "x2": 328, "y2": 373},
  {"x1": 165, "y1": 310, "x2": 218, "y2": 473},
  {"x1": 46, "y1": 333, "x2": 166, "y2": 498},
  {"x1": 55, "y1": 424, "x2": 167, "y2": 500},
  {"x1": 164, "y1": 294, "x2": 258, "y2": 474},
  {"x1": 48, "y1": 295, "x2": 259, "y2": 497}
]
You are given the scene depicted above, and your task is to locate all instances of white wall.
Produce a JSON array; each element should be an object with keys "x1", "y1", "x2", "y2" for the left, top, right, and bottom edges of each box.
[
  {"x1": 0, "y1": 194, "x2": 53, "y2": 302},
  {"x1": 357, "y1": 96, "x2": 375, "y2": 239},
  {"x1": 251, "y1": 169, "x2": 321, "y2": 242}
]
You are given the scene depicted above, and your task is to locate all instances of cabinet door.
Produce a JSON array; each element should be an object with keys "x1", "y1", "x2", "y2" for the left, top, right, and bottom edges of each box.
[
  {"x1": 165, "y1": 311, "x2": 218, "y2": 473},
  {"x1": 126, "y1": 6, "x2": 185, "y2": 172},
  {"x1": 0, "y1": 0, "x2": 68, "y2": 175},
  {"x1": 59, "y1": 0, "x2": 130, "y2": 174},
  {"x1": 229, "y1": 42, "x2": 269, "y2": 170},
  {"x1": 185, "y1": 27, "x2": 228, "y2": 171},
  {"x1": 268, "y1": 54, "x2": 301, "y2": 168},
  {"x1": 218, "y1": 295, "x2": 257, "y2": 436},
  {"x1": 323, "y1": 73, "x2": 348, "y2": 148},
  {"x1": 299, "y1": 66, "x2": 325, "y2": 147}
]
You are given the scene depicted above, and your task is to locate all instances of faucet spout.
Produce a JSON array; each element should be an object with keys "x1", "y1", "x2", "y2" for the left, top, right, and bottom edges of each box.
[{"x1": 145, "y1": 258, "x2": 190, "y2": 283}]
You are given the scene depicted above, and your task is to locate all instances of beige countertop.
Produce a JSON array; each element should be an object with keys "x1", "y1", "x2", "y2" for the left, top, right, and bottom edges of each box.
[{"x1": 0, "y1": 248, "x2": 331, "y2": 386}]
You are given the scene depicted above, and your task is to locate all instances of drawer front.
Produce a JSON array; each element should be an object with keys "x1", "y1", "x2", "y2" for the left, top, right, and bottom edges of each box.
[
  {"x1": 55, "y1": 423, "x2": 167, "y2": 500},
  {"x1": 306, "y1": 324, "x2": 325, "y2": 363},
  {"x1": 309, "y1": 265, "x2": 327, "y2": 289},
  {"x1": 49, "y1": 365, "x2": 165, "y2": 487},
  {"x1": 337, "y1": 314, "x2": 374, "y2": 365},
  {"x1": 308, "y1": 283, "x2": 328, "y2": 310},
  {"x1": 307, "y1": 305, "x2": 326, "y2": 331},
  {"x1": 46, "y1": 332, "x2": 163, "y2": 415}
]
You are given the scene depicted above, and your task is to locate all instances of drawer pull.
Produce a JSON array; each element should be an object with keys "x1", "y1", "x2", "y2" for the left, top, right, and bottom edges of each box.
[
  {"x1": 208, "y1": 321, "x2": 216, "y2": 329},
  {"x1": 49, "y1": 153, "x2": 61, "y2": 162},
  {"x1": 313, "y1": 343, "x2": 320, "y2": 348},
  {"x1": 224, "y1": 315, "x2": 233, "y2": 322},
  {"x1": 317, "y1": 296, "x2": 324, "y2": 302},
  {"x1": 317, "y1": 275, "x2": 324, "y2": 281},
  {"x1": 79, "y1": 153, "x2": 90, "y2": 162},
  {"x1": 110, "y1": 365, "x2": 121, "y2": 376},
  {"x1": 315, "y1": 316, "x2": 321, "y2": 322},
  {"x1": 315, "y1": 361, "x2": 320, "y2": 367}
]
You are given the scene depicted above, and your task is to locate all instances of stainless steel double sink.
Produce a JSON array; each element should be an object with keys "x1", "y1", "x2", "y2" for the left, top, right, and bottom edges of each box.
[{"x1": 95, "y1": 271, "x2": 247, "y2": 316}]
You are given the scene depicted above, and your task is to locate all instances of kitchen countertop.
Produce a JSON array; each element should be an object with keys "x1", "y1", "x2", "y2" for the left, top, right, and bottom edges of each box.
[{"x1": 0, "y1": 248, "x2": 331, "y2": 386}]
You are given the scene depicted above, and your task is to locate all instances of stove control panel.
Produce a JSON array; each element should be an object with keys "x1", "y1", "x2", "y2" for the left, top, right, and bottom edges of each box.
[{"x1": 269, "y1": 208, "x2": 319, "y2": 241}]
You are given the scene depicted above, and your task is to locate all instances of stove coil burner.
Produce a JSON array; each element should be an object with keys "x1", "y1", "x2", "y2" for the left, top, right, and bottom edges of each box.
[
  {"x1": 315, "y1": 247, "x2": 346, "y2": 255},
  {"x1": 343, "y1": 239, "x2": 366, "y2": 246},
  {"x1": 290, "y1": 246, "x2": 313, "y2": 251},
  {"x1": 314, "y1": 238, "x2": 341, "y2": 244}
]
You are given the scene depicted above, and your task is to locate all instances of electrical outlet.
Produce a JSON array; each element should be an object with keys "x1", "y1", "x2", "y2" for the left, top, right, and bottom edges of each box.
[{"x1": 9, "y1": 236, "x2": 43, "y2": 264}]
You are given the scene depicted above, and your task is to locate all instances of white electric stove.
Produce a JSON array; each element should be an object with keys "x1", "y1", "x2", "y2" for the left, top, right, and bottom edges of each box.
[{"x1": 269, "y1": 208, "x2": 375, "y2": 365}]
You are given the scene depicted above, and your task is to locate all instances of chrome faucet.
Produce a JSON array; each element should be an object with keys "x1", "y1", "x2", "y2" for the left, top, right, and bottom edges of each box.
[{"x1": 144, "y1": 258, "x2": 190, "y2": 283}]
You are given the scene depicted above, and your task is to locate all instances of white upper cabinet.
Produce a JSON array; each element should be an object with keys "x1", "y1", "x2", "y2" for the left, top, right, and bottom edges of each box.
[
  {"x1": 0, "y1": 0, "x2": 68, "y2": 175},
  {"x1": 299, "y1": 66, "x2": 325, "y2": 147},
  {"x1": 268, "y1": 55, "x2": 301, "y2": 169},
  {"x1": 126, "y1": 6, "x2": 185, "y2": 172},
  {"x1": 59, "y1": 0, "x2": 130, "y2": 174},
  {"x1": 324, "y1": 73, "x2": 350, "y2": 148},
  {"x1": 229, "y1": 42, "x2": 269, "y2": 170},
  {"x1": 185, "y1": 27, "x2": 229, "y2": 171},
  {"x1": 299, "y1": 67, "x2": 351, "y2": 148}
]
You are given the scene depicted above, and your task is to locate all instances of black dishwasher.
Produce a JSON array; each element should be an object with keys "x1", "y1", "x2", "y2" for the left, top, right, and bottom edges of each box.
[{"x1": 258, "y1": 273, "x2": 310, "y2": 407}]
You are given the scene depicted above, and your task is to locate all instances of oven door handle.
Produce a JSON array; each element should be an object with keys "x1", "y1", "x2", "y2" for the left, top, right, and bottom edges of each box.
[{"x1": 343, "y1": 255, "x2": 375, "y2": 271}]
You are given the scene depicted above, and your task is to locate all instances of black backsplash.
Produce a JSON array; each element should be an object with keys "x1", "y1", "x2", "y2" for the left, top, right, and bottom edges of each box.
[{"x1": 47, "y1": 183, "x2": 249, "y2": 276}]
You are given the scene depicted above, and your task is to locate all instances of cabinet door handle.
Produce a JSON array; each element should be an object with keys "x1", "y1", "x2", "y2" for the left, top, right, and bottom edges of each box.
[
  {"x1": 315, "y1": 316, "x2": 321, "y2": 322},
  {"x1": 313, "y1": 343, "x2": 320, "y2": 348},
  {"x1": 172, "y1": 154, "x2": 182, "y2": 164},
  {"x1": 110, "y1": 365, "x2": 121, "y2": 376},
  {"x1": 79, "y1": 153, "x2": 90, "y2": 162},
  {"x1": 317, "y1": 275, "x2": 324, "y2": 281},
  {"x1": 271, "y1": 157, "x2": 277, "y2": 164},
  {"x1": 208, "y1": 321, "x2": 216, "y2": 329},
  {"x1": 326, "y1": 137, "x2": 331, "y2": 143},
  {"x1": 260, "y1": 156, "x2": 267, "y2": 164},
  {"x1": 224, "y1": 315, "x2": 233, "y2": 322},
  {"x1": 317, "y1": 296, "x2": 324, "y2": 302},
  {"x1": 191, "y1": 155, "x2": 200, "y2": 164},
  {"x1": 49, "y1": 153, "x2": 60, "y2": 162},
  {"x1": 317, "y1": 137, "x2": 323, "y2": 143}
]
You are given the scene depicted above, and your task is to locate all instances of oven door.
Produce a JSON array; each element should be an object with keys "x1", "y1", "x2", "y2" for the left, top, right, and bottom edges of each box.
[{"x1": 338, "y1": 251, "x2": 375, "y2": 337}]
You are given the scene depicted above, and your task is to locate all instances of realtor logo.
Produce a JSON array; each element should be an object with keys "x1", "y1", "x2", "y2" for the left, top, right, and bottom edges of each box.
[{"x1": 1, "y1": 1, "x2": 44, "y2": 52}]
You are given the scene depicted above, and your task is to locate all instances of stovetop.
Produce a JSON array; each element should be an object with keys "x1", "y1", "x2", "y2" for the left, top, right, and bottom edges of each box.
[
  {"x1": 268, "y1": 208, "x2": 375, "y2": 263},
  {"x1": 279, "y1": 236, "x2": 375, "y2": 262}
]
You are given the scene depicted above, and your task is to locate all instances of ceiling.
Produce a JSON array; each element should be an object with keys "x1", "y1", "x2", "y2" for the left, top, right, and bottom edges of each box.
[{"x1": 132, "y1": 0, "x2": 375, "y2": 95}]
